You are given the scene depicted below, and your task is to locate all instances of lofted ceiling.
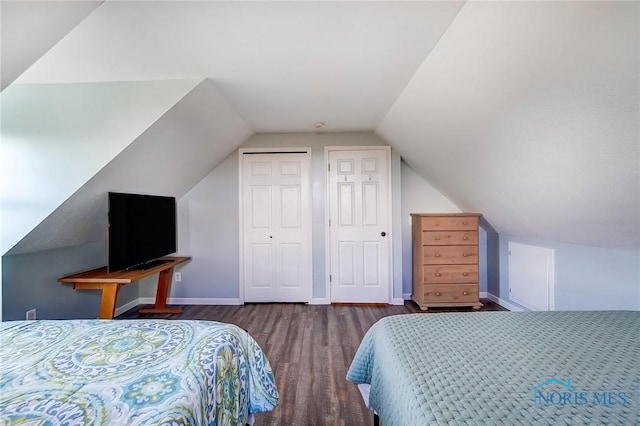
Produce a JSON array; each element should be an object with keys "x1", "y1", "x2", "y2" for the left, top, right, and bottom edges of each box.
[
  {"x1": 12, "y1": 1, "x2": 465, "y2": 133},
  {"x1": 378, "y1": 1, "x2": 640, "y2": 249},
  {"x1": 0, "y1": 0, "x2": 103, "y2": 90},
  {"x1": 1, "y1": 0, "x2": 639, "y2": 252},
  {"x1": 6, "y1": 79, "x2": 251, "y2": 256}
]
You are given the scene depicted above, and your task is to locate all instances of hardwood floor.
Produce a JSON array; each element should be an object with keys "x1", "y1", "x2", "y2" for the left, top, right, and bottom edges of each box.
[{"x1": 118, "y1": 299, "x2": 506, "y2": 425}]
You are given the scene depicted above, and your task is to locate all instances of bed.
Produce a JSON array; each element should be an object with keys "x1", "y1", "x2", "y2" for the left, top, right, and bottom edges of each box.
[
  {"x1": 347, "y1": 311, "x2": 639, "y2": 425},
  {"x1": 0, "y1": 319, "x2": 279, "y2": 425}
]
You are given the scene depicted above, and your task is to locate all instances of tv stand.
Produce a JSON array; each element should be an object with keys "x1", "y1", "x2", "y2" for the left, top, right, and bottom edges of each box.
[
  {"x1": 59, "y1": 256, "x2": 191, "y2": 319},
  {"x1": 127, "y1": 258, "x2": 170, "y2": 271}
]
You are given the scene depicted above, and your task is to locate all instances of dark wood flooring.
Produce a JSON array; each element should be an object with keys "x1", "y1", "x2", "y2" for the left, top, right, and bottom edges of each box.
[{"x1": 118, "y1": 299, "x2": 506, "y2": 425}]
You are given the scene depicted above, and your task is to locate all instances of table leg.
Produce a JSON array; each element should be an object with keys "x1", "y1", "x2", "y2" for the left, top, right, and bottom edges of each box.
[
  {"x1": 138, "y1": 267, "x2": 182, "y2": 315},
  {"x1": 98, "y1": 283, "x2": 120, "y2": 319}
]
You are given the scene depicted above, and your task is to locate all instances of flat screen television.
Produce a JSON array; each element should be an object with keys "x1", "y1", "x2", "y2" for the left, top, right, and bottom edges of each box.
[{"x1": 108, "y1": 192, "x2": 177, "y2": 272}]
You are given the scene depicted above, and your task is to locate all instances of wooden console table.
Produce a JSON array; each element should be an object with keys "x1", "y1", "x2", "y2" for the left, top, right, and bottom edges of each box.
[{"x1": 58, "y1": 256, "x2": 191, "y2": 319}]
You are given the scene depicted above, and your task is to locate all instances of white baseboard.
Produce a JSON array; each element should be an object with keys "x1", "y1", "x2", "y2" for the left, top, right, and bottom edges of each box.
[
  {"x1": 136, "y1": 297, "x2": 242, "y2": 306},
  {"x1": 486, "y1": 293, "x2": 526, "y2": 312},
  {"x1": 114, "y1": 299, "x2": 141, "y2": 316},
  {"x1": 117, "y1": 294, "x2": 520, "y2": 313},
  {"x1": 116, "y1": 297, "x2": 242, "y2": 316}
]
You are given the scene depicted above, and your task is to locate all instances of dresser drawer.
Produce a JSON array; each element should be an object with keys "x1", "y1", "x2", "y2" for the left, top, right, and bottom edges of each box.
[
  {"x1": 423, "y1": 265, "x2": 478, "y2": 283},
  {"x1": 422, "y1": 284, "x2": 478, "y2": 303},
  {"x1": 422, "y1": 246, "x2": 478, "y2": 265},
  {"x1": 420, "y1": 216, "x2": 479, "y2": 231},
  {"x1": 421, "y1": 231, "x2": 478, "y2": 246}
]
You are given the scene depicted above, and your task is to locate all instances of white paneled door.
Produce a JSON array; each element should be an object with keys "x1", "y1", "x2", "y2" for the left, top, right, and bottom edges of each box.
[
  {"x1": 328, "y1": 148, "x2": 391, "y2": 303},
  {"x1": 242, "y1": 152, "x2": 311, "y2": 302}
]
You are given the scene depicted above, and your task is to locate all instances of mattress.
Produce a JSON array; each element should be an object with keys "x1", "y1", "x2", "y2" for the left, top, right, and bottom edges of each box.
[
  {"x1": 0, "y1": 320, "x2": 279, "y2": 425},
  {"x1": 347, "y1": 311, "x2": 639, "y2": 425}
]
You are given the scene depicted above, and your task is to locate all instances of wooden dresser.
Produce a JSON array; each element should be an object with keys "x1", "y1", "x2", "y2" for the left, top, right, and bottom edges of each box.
[{"x1": 411, "y1": 213, "x2": 482, "y2": 310}]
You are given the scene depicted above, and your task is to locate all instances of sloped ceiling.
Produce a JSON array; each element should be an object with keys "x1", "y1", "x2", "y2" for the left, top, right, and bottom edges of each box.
[
  {"x1": 13, "y1": 1, "x2": 465, "y2": 132},
  {"x1": 1, "y1": 79, "x2": 201, "y2": 254},
  {"x1": 7, "y1": 79, "x2": 252, "y2": 255},
  {"x1": 378, "y1": 1, "x2": 639, "y2": 249},
  {"x1": 1, "y1": 0, "x2": 103, "y2": 90},
  {"x1": 2, "y1": 1, "x2": 639, "y2": 253}
]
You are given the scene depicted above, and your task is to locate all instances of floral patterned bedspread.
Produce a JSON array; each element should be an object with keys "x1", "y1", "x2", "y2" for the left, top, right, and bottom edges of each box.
[{"x1": 0, "y1": 320, "x2": 278, "y2": 425}]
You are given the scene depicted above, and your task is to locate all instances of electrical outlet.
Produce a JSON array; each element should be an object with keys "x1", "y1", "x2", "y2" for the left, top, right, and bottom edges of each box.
[
  {"x1": 26, "y1": 309, "x2": 36, "y2": 320},
  {"x1": 174, "y1": 272, "x2": 182, "y2": 282}
]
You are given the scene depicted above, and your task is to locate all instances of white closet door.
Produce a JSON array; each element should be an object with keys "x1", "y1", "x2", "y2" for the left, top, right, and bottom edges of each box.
[
  {"x1": 508, "y1": 242, "x2": 555, "y2": 311},
  {"x1": 242, "y1": 152, "x2": 311, "y2": 302},
  {"x1": 328, "y1": 148, "x2": 391, "y2": 303}
]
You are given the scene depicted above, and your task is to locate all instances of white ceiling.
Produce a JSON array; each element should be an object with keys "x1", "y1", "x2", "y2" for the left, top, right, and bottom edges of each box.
[
  {"x1": 13, "y1": 1, "x2": 465, "y2": 132},
  {"x1": 1, "y1": 79, "x2": 201, "y2": 254},
  {"x1": 0, "y1": 0, "x2": 103, "y2": 90},
  {"x1": 7, "y1": 79, "x2": 251, "y2": 255},
  {"x1": 2, "y1": 0, "x2": 639, "y2": 250},
  {"x1": 378, "y1": 1, "x2": 640, "y2": 248}
]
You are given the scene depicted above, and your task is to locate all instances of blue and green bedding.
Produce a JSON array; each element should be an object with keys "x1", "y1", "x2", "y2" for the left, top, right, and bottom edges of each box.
[
  {"x1": 348, "y1": 311, "x2": 639, "y2": 425},
  {"x1": 1, "y1": 320, "x2": 278, "y2": 425}
]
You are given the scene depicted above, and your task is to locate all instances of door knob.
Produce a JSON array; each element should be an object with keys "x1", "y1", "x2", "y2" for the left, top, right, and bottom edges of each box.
[{"x1": 381, "y1": 232, "x2": 386, "y2": 237}]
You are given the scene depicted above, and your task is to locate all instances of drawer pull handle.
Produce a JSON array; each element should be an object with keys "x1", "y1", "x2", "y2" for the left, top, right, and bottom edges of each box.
[
  {"x1": 462, "y1": 221, "x2": 468, "y2": 225},
  {"x1": 462, "y1": 253, "x2": 468, "y2": 257},
  {"x1": 462, "y1": 272, "x2": 468, "y2": 276},
  {"x1": 435, "y1": 292, "x2": 441, "y2": 296},
  {"x1": 435, "y1": 273, "x2": 441, "y2": 277},
  {"x1": 435, "y1": 236, "x2": 440, "y2": 241},
  {"x1": 434, "y1": 253, "x2": 441, "y2": 258},
  {"x1": 463, "y1": 291, "x2": 468, "y2": 296},
  {"x1": 463, "y1": 236, "x2": 468, "y2": 240}
]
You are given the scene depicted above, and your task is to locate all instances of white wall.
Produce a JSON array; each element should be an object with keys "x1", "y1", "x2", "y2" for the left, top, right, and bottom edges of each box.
[
  {"x1": 1, "y1": 79, "x2": 251, "y2": 320},
  {"x1": 1, "y1": 241, "x2": 119, "y2": 321},
  {"x1": 498, "y1": 235, "x2": 640, "y2": 311},
  {"x1": 174, "y1": 132, "x2": 462, "y2": 304},
  {"x1": 153, "y1": 152, "x2": 242, "y2": 300},
  {"x1": 400, "y1": 162, "x2": 462, "y2": 295},
  {"x1": 175, "y1": 132, "x2": 416, "y2": 302},
  {"x1": 0, "y1": 79, "x2": 199, "y2": 321}
]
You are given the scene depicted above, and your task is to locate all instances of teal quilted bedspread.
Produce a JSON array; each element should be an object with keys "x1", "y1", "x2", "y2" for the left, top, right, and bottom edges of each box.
[
  {"x1": 347, "y1": 311, "x2": 639, "y2": 425},
  {"x1": 0, "y1": 320, "x2": 278, "y2": 425}
]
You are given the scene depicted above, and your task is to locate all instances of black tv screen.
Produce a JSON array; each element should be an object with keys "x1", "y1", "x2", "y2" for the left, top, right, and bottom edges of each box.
[{"x1": 108, "y1": 192, "x2": 177, "y2": 272}]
